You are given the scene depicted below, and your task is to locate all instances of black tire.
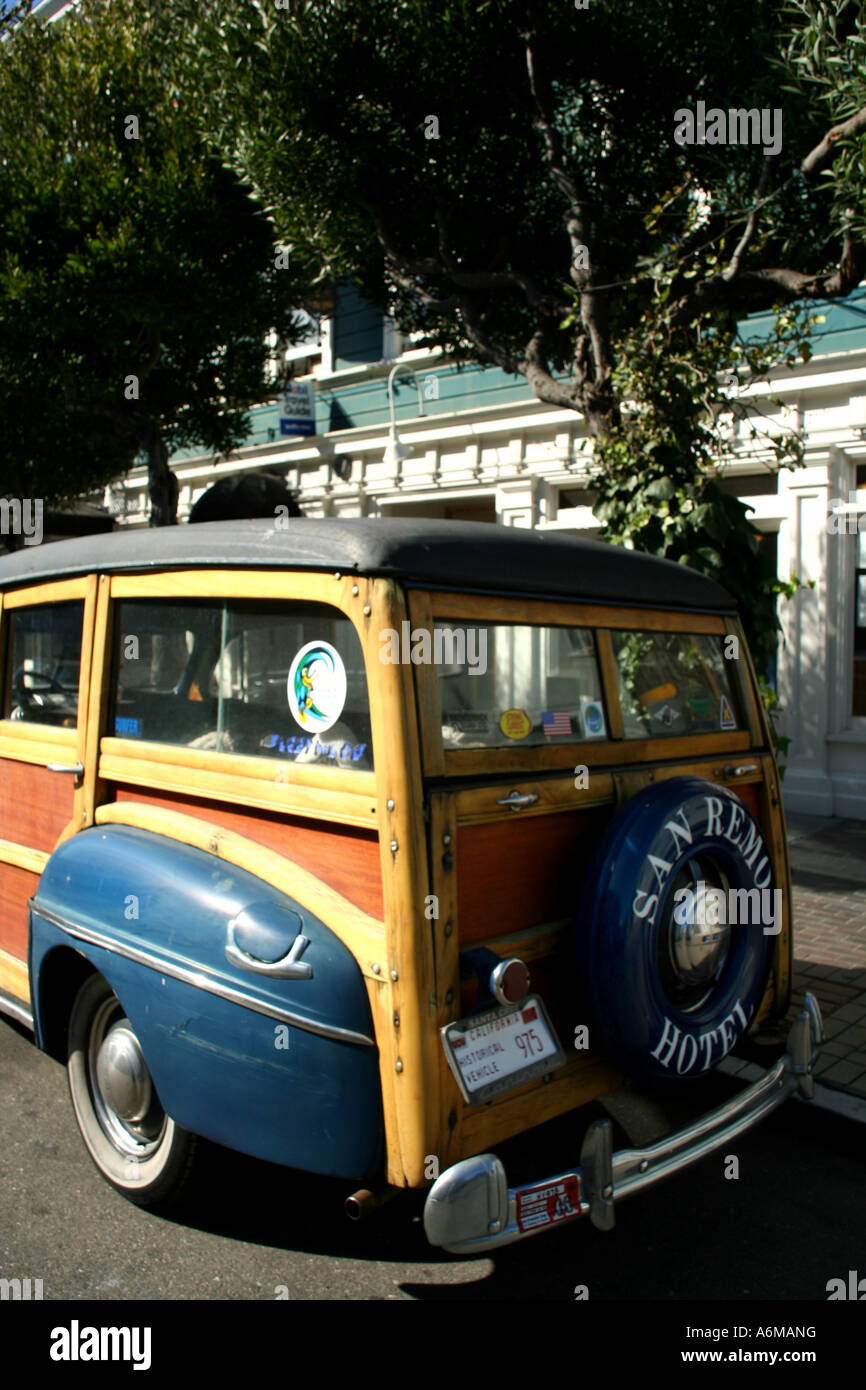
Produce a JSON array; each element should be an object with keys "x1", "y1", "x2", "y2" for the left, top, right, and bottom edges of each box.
[
  {"x1": 575, "y1": 777, "x2": 777, "y2": 1083},
  {"x1": 67, "y1": 972, "x2": 199, "y2": 1209}
]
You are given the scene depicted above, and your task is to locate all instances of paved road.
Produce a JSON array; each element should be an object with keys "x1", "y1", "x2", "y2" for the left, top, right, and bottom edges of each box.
[{"x1": 2, "y1": 1016, "x2": 864, "y2": 1302}]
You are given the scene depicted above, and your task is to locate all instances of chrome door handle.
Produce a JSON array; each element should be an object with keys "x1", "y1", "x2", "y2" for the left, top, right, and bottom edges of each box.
[
  {"x1": 720, "y1": 763, "x2": 759, "y2": 779},
  {"x1": 496, "y1": 790, "x2": 539, "y2": 811},
  {"x1": 47, "y1": 760, "x2": 84, "y2": 785},
  {"x1": 225, "y1": 921, "x2": 313, "y2": 979}
]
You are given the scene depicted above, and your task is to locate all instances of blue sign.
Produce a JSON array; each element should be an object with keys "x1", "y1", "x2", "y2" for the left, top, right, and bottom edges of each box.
[{"x1": 280, "y1": 381, "x2": 316, "y2": 437}]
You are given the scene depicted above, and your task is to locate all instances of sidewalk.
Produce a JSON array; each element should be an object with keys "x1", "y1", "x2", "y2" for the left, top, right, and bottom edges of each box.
[
  {"x1": 725, "y1": 813, "x2": 866, "y2": 1104},
  {"x1": 784, "y1": 815, "x2": 866, "y2": 1097}
]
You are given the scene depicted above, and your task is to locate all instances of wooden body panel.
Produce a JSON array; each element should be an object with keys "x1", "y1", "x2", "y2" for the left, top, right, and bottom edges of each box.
[
  {"x1": 457, "y1": 807, "x2": 614, "y2": 943},
  {"x1": 0, "y1": 759, "x2": 75, "y2": 856},
  {"x1": 109, "y1": 784, "x2": 384, "y2": 920},
  {"x1": 457, "y1": 1053, "x2": 622, "y2": 1157}
]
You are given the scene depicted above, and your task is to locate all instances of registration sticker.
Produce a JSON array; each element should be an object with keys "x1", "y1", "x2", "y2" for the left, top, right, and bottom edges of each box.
[
  {"x1": 441, "y1": 996, "x2": 566, "y2": 1105},
  {"x1": 516, "y1": 1175, "x2": 583, "y2": 1233}
]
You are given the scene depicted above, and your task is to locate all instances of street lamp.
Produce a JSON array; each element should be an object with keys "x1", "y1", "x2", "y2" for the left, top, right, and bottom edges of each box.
[{"x1": 384, "y1": 364, "x2": 424, "y2": 468}]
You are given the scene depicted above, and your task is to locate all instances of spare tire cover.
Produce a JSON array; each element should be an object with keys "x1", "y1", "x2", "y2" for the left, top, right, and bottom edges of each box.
[{"x1": 575, "y1": 777, "x2": 778, "y2": 1083}]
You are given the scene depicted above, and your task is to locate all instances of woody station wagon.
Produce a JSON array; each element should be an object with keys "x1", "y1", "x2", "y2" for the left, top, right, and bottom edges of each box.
[{"x1": 0, "y1": 517, "x2": 823, "y2": 1252}]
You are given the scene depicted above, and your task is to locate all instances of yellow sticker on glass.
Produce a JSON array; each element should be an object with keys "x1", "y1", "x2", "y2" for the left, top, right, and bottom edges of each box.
[{"x1": 499, "y1": 708, "x2": 531, "y2": 740}]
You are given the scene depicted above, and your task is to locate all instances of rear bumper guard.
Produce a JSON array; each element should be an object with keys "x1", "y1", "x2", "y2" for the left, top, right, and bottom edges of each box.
[{"x1": 423, "y1": 993, "x2": 824, "y2": 1254}]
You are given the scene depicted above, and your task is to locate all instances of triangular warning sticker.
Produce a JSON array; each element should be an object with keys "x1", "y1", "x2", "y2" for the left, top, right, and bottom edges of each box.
[{"x1": 719, "y1": 694, "x2": 736, "y2": 731}]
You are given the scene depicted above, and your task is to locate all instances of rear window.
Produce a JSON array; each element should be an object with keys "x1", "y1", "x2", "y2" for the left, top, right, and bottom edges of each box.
[
  {"x1": 435, "y1": 621, "x2": 607, "y2": 748},
  {"x1": 109, "y1": 598, "x2": 372, "y2": 769},
  {"x1": 610, "y1": 631, "x2": 741, "y2": 738}
]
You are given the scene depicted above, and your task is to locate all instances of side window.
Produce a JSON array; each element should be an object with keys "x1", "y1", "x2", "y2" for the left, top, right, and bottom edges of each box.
[
  {"x1": 110, "y1": 598, "x2": 372, "y2": 769},
  {"x1": 611, "y1": 630, "x2": 742, "y2": 738},
  {"x1": 433, "y1": 621, "x2": 607, "y2": 748},
  {"x1": 2, "y1": 601, "x2": 84, "y2": 727}
]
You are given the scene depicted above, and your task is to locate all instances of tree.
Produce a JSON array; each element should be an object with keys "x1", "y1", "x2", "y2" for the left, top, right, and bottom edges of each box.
[
  {"x1": 169, "y1": 0, "x2": 866, "y2": 670},
  {"x1": 0, "y1": 0, "x2": 312, "y2": 523},
  {"x1": 785, "y1": 0, "x2": 866, "y2": 241}
]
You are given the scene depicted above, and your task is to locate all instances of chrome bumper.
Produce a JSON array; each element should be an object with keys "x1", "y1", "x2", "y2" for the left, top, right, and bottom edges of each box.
[{"x1": 423, "y1": 993, "x2": 824, "y2": 1254}]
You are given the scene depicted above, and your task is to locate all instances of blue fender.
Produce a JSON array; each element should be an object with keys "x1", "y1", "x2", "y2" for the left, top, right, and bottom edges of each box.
[
  {"x1": 31, "y1": 824, "x2": 384, "y2": 1181},
  {"x1": 575, "y1": 778, "x2": 776, "y2": 1083}
]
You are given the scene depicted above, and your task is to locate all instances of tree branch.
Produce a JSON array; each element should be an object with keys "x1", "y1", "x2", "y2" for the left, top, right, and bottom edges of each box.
[
  {"x1": 722, "y1": 158, "x2": 773, "y2": 282},
  {"x1": 456, "y1": 293, "x2": 522, "y2": 376},
  {"x1": 520, "y1": 7, "x2": 615, "y2": 434},
  {"x1": 522, "y1": 329, "x2": 582, "y2": 411},
  {"x1": 802, "y1": 105, "x2": 866, "y2": 176},
  {"x1": 521, "y1": 12, "x2": 590, "y2": 290}
]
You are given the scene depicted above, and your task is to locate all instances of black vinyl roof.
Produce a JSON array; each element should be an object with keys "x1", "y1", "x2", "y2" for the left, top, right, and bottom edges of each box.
[{"x1": 0, "y1": 516, "x2": 735, "y2": 612}]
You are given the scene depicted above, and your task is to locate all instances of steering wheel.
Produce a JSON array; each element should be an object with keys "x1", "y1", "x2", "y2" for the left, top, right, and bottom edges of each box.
[{"x1": 13, "y1": 669, "x2": 69, "y2": 704}]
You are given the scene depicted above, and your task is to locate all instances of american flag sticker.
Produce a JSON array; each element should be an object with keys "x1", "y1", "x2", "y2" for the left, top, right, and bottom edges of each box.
[{"x1": 542, "y1": 710, "x2": 571, "y2": 737}]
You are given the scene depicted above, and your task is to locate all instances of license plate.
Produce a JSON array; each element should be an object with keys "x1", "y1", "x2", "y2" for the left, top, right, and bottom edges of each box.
[{"x1": 441, "y1": 996, "x2": 566, "y2": 1105}]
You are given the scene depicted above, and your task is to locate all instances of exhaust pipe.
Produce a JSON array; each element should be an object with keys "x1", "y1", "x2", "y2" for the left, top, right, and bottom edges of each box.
[{"x1": 345, "y1": 1186, "x2": 399, "y2": 1221}]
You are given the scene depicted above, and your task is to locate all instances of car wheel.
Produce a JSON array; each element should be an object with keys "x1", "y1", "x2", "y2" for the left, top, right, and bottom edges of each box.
[
  {"x1": 67, "y1": 972, "x2": 199, "y2": 1208},
  {"x1": 575, "y1": 777, "x2": 778, "y2": 1083}
]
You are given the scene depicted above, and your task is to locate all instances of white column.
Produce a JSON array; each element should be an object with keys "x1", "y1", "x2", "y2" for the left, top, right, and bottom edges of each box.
[
  {"x1": 495, "y1": 478, "x2": 537, "y2": 528},
  {"x1": 777, "y1": 459, "x2": 834, "y2": 813}
]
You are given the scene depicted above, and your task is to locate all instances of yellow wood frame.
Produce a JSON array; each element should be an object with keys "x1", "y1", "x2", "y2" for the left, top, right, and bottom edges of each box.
[
  {"x1": 0, "y1": 575, "x2": 97, "y2": 848},
  {"x1": 0, "y1": 945, "x2": 29, "y2": 1004},
  {"x1": 408, "y1": 591, "x2": 758, "y2": 778},
  {"x1": 98, "y1": 571, "x2": 378, "y2": 822}
]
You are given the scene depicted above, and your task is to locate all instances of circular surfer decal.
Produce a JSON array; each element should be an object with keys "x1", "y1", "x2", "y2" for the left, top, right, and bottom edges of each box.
[{"x1": 288, "y1": 641, "x2": 347, "y2": 733}]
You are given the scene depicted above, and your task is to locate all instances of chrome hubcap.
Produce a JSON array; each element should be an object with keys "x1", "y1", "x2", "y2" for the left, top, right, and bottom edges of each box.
[
  {"x1": 670, "y1": 882, "x2": 731, "y2": 987},
  {"x1": 87, "y1": 998, "x2": 166, "y2": 1158},
  {"x1": 96, "y1": 1023, "x2": 153, "y2": 1124},
  {"x1": 659, "y1": 858, "x2": 732, "y2": 1012}
]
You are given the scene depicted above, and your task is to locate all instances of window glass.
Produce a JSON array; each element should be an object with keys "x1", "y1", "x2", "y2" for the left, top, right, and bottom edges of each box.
[
  {"x1": 110, "y1": 599, "x2": 372, "y2": 769},
  {"x1": 3, "y1": 601, "x2": 83, "y2": 726},
  {"x1": 433, "y1": 621, "x2": 607, "y2": 748},
  {"x1": 611, "y1": 630, "x2": 741, "y2": 738}
]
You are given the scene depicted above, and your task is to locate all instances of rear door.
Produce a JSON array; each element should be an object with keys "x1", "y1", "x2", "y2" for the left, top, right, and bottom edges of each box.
[{"x1": 407, "y1": 590, "x2": 778, "y2": 1172}]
